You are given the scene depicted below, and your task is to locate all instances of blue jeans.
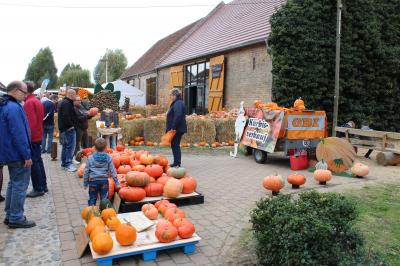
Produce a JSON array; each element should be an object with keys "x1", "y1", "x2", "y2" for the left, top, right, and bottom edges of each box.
[
  {"x1": 4, "y1": 162, "x2": 31, "y2": 223},
  {"x1": 41, "y1": 125, "x2": 54, "y2": 153},
  {"x1": 88, "y1": 179, "x2": 108, "y2": 206},
  {"x1": 31, "y1": 141, "x2": 47, "y2": 192},
  {"x1": 171, "y1": 132, "x2": 184, "y2": 166},
  {"x1": 60, "y1": 128, "x2": 76, "y2": 168}
]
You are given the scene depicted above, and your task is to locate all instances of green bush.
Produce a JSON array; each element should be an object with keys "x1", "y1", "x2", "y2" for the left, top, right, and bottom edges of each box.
[{"x1": 250, "y1": 191, "x2": 385, "y2": 266}]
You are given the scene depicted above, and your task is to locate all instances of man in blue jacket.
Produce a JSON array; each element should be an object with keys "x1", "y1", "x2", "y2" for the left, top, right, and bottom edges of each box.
[{"x1": 0, "y1": 81, "x2": 36, "y2": 228}]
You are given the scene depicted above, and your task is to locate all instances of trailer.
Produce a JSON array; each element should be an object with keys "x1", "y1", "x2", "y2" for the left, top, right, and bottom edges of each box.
[{"x1": 231, "y1": 102, "x2": 328, "y2": 164}]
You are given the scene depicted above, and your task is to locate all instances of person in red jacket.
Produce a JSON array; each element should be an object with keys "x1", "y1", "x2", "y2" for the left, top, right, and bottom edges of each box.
[{"x1": 23, "y1": 81, "x2": 47, "y2": 197}]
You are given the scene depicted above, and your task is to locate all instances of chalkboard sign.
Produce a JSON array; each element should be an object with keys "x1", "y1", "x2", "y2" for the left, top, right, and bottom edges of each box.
[{"x1": 212, "y1": 64, "x2": 222, "y2": 78}]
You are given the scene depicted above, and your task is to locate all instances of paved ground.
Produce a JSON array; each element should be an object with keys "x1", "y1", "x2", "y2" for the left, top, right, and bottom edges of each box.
[{"x1": 0, "y1": 146, "x2": 398, "y2": 266}]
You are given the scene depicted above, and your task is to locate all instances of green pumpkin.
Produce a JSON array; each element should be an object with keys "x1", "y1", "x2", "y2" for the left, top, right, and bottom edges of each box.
[
  {"x1": 167, "y1": 167, "x2": 186, "y2": 179},
  {"x1": 99, "y1": 199, "x2": 113, "y2": 211}
]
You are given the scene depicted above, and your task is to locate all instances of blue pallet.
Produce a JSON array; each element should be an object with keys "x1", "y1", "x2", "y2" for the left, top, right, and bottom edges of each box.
[{"x1": 95, "y1": 239, "x2": 199, "y2": 266}]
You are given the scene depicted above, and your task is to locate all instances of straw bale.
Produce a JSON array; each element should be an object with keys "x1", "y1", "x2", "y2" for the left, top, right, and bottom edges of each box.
[
  {"x1": 128, "y1": 105, "x2": 146, "y2": 117},
  {"x1": 144, "y1": 117, "x2": 166, "y2": 142},
  {"x1": 145, "y1": 105, "x2": 168, "y2": 117},
  {"x1": 87, "y1": 116, "x2": 100, "y2": 139},
  {"x1": 182, "y1": 117, "x2": 216, "y2": 144},
  {"x1": 214, "y1": 118, "x2": 236, "y2": 143},
  {"x1": 120, "y1": 118, "x2": 145, "y2": 143}
]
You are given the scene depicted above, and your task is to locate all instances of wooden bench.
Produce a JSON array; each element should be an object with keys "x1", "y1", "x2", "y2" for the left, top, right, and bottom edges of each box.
[{"x1": 335, "y1": 127, "x2": 400, "y2": 166}]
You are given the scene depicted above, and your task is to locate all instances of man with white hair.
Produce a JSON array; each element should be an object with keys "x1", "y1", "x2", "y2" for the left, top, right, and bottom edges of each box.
[{"x1": 58, "y1": 88, "x2": 78, "y2": 171}]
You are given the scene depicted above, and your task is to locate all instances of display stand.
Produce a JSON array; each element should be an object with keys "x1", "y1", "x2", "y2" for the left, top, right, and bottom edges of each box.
[{"x1": 96, "y1": 125, "x2": 122, "y2": 149}]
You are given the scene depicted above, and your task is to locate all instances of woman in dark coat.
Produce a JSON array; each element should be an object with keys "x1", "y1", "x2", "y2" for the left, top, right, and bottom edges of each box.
[{"x1": 166, "y1": 88, "x2": 187, "y2": 167}]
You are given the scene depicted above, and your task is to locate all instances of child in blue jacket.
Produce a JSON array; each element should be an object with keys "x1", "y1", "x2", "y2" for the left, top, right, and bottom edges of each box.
[{"x1": 83, "y1": 138, "x2": 119, "y2": 206}]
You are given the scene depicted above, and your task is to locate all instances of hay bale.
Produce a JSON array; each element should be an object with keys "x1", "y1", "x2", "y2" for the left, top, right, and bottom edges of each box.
[
  {"x1": 182, "y1": 117, "x2": 216, "y2": 144},
  {"x1": 214, "y1": 118, "x2": 236, "y2": 143},
  {"x1": 145, "y1": 105, "x2": 168, "y2": 117},
  {"x1": 144, "y1": 117, "x2": 166, "y2": 142},
  {"x1": 128, "y1": 105, "x2": 146, "y2": 117},
  {"x1": 87, "y1": 116, "x2": 100, "y2": 139},
  {"x1": 120, "y1": 118, "x2": 145, "y2": 143}
]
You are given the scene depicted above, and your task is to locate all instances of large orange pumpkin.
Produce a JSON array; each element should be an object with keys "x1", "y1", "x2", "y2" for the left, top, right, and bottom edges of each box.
[
  {"x1": 287, "y1": 173, "x2": 306, "y2": 189},
  {"x1": 90, "y1": 225, "x2": 106, "y2": 241},
  {"x1": 314, "y1": 169, "x2": 332, "y2": 185},
  {"x1": 119, "y1": 154, "x2": 131, "y2": 165},
  {"x1": 101, "y1": 208, "x2": 117, "y2": 223},
  {"x1": 118, "y1": 165, "x2": 132, "y2": 174},
  {"x1": 112, "y1": 156, "x2": 121, "y2": 169},
  {"x1": 115, "y1": 223, "x2": 137, "y2": 246},
  {"x1": 92, "y1": 232, "x2": 113, "y2": 255},
  {"x1": 262, "y1": 174, "x2": 285, "y2": 195},
  {"x1": 144, "y1": 183, "x2": 164, "y2": 197},
  {"x1": 180, "y1": 176, "x2": 197, "y2": 194},
  {"x1": 126, "y1": 171, "x2": 151, "y2": 187},
  {"x1": 140, "y1": 154, "x2": 154, "y2": 165},
  {"x1": 86, "y1": 217, "x2": 105, "y2": 235},
  {"x1": 108, "y1": 178, "x2": 115, "y2": 200},
  {"x1": 163, "y1": 178, "x2": 183, "y2": 198},
  {"x1": 145, "y1": 164, "x2": 163, "y2": 178},
  {"x1": 118, "y1": 187, "x2": 146, "y2": 202},
  {"x1": 106, "y1": 216, "x2": 121, "y2": 231}
]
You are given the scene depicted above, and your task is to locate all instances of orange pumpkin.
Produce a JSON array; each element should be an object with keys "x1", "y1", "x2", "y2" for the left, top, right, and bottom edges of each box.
[
  {"x1": 132, "y1": 164, "x2": 146, "y2": 172},
  {"x1": 314, "y1": 169, "x2": 332, "y2": 185},
  {"x1": 101, "y1": 208, "x2": 117, "y2": 224},
  {"x1": 148, "y1": 176, "x2": 156, "y2": 183},
  {"x1": 293, "y1": 97, "x2": 305, "y2": 111},
  {"x1": 163, "y1": 178, "x2": 183, "y2": 198},
  {"x1": 92, "y1": 232, "x2": 113, "y2": 255},
  {"x1": 106, "y1": 216, "x2": 121, "y2": 231},
  {"x1": 155, "y1": 199, "x2": 170, "y2": 209},
  {"x1": 118, "y1": 165, "x2": 132, "y2": 174},
  {"x1": 157, "y1": 175, "x2": 172, "y2": 186},
  {"x1": 164, "y1": 208, "x2": 186, "y2": 222},
  {"x1": 140, "y1": 154, "x2": 154, "y2": 165},
  {"x1": 116, "y1": 144, "x2": 125, "y2": 152},
  {"x1": 327, "y1": 159, "x2": 348, "y2": 173},
  {"x1": 262, "y1": 174, "x2": 285, "y2": 195},
  {"x1": 118, "y1": 187, "x2": 146, "y2": 202},
  {"x1": 174, "y1": 218, "x2": 195, "y2": 239},
  {"x1": 287, "y1": 173, "x2": 306, "y2": 189},
  {"x1": 141, "y1": 204, "x2": 159, "y2": 220},
  {"x1": 126, "y1": 171, "x2": 150, "y2": 187},
  {"x1": 254, "y1": 100, "x2": 263, "y2": 108},
  {"x1": 158, "y1": 156, "x2": 169, "y2": 167},
  {"x1": 144, "y1": 183, "x2": 164, "y2": 197},
  {"x1": 145, "y1": 164, "x2": 163, "y2": 178},
  {"x1": 119, "y1": 154, "x2": 131, "y2": 165},
  {"x1": 115, "y1": 223, "x2": 137, "y2": 246},
  {"x1": 86, "y1": 217, "x2": 105, "y2": 235},
  {"x1": 180, "y1": 176, "x2": 197, "y2": 194},
  {"x1": 82, "y1": 206, "x2": 100, "y2": 223},
  {"x1": 351, "y1": 162, "x2": 369, "y2": 177},
  {"x1": 90, "y1": 225, "x2": 106, "y2": 241},
  {"x1": 112, "y1": 156, "x2": 121, "y2": 169},
  {"x1": 158, "y1": 202, "x2": 177, "y2": 216},
  {"x1": 155, "y1": 224, "x2": 178, "y2": 243},
  {"x1": 108, "y1": 178, "x2": 115, "y2": 200},
  {"x1": 146, "y1": 141, "x2": 154, "y2": 146}
]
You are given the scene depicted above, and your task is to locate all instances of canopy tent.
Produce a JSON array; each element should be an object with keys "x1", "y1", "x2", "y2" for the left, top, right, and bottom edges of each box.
[{"x1": 102, "y1": 79, "x2": 145, "y2": 106}]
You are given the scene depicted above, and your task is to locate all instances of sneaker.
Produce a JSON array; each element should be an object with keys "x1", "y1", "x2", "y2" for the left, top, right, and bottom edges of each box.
[
  {"x1": 0, "y1": 195, "x2": 5, "y2": 202},
  {"x1": 73, "y1": 159, "x2": 80, "y2": 165},
  {"x1": 26, "y1": 190, "x2": 45, "y2": 198},
  {"x1": 67, "y1": 165, "x2": 77, "y2": 172},
  {"x1": 8, "y1": 217, "x2": 36, "y2": 229},
  {"x1": 44, "y1": 187, "x2": 49, "y2": 193}
]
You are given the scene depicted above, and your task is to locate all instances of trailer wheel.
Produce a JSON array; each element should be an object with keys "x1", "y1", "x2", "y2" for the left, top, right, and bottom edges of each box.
[
  {"x1": 254, "y1": 149, "x2": 267, "y2": 164},
  {"x1": 243, "y1": 146, "x2": 253, "y2": 156}
]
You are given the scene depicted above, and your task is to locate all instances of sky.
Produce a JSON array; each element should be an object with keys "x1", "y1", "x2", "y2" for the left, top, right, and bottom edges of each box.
[{"x1": 0, "y1": 0, "x2": 226, "y2": 85}]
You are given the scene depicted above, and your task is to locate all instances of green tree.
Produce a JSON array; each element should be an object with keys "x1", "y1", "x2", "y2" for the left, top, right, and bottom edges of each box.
[
  {"x1": 57, "y1": 63, "x2": 93, "y2": 87},
  {"x1": 268, "y1": 0, "x2": 400, "y2": 131},
  {"x1": 25, "y1": 47, "x2": 58, "y2": 89},
  {"x1": 93, "y1": 49, "x2": 128, "y2": 84}
]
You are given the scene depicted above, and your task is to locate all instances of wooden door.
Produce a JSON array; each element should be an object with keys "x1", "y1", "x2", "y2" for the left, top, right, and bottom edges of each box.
[
  {"x1": 170, "y1": 65, "x2": 184, "y2": 88},
  {"x1": 208, "y1": 55, "x2": 224, "y2": 112}
]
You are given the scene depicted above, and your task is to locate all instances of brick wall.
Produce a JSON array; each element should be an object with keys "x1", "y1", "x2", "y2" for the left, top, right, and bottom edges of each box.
[
  {"x1": 224, "y1": 43, "x2": 272, "y2": 109},
  {"x1": 157, "y1": 68, "x2": 171, "y2": 107}
]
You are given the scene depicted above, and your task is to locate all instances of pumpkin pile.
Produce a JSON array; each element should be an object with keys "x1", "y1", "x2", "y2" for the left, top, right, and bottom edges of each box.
[{"x1": 124, "y1": 113, "x2": 143, "y2": 120}]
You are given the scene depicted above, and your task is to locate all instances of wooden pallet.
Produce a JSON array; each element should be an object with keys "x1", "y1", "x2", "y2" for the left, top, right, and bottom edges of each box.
[
  {"x1": 93, "y1": 235, "x2": 201, "y2": 265},
  {"x1": 118, "y1": 191, "x2": 205, "y2": 213}
]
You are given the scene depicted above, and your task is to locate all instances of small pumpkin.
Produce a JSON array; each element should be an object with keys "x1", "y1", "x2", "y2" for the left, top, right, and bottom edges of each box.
[
  {"x1": 158, "y1": 202, "x2": 177, "y2": 216},
  {"x1": 180, "y1": 176, "x2": 197, "y2": 194},
  {"x1": 86, "y1": 217, "x2": 105, "y2": 235},
  {"x1": 145, "y1": 164, "x2": 164, "y2": 178},
  {"x1": 155, "y1": 199, "x2": 170, "y2": 209},
  {"x1": 115, "y1": 223, "x2": 137, "y2": 246},
  {"x1": 293, "y1": 97, "x2": 305, "y2": 111},
  {"x1": 351, "y1": 162, "x2": 369, "y2": 177},
  {"x1": 116, "y1": 144, "x2": 125, "y2": 152},
  {"x1": 118, "y1": 186, "x2": 146, "y2": 202},
  {"x1": 173, "y1": 218, "x2": 195, "y2": 239},
  {"x1": 164, "y1": 208, "x2": 186, "y2": 223},
  {"x1": 166, "y1": 167, "x2": 186, "y2": 179},
  {"x1": 144, "y1": 183, "x2": 164, "y2": 197},
  {"x1": 315, "y1": 160, "x2": 328, "y2": 170},
  {"x1": 141, "y1": 204, "x2": 159, "y2": 220},
  {"x1": 90, "y1": 225, "x2": 106, "y2": 241},
  {"x1": 83, "y1": 206, "x2": 101, "y2": 223},
  {"x1": 126, "y1": 171, "x2": 151, "y2": 187},
  {"x1": 81, "y1": 206, "x2": 99, "y2": 221},
  {"x1": 163, "y1": 178, "x2": 183, "y2": 198},
  {"x1": 118, "y1": 165, "x2": 132, "y2": 174},
  {"x1": 92, "y1": 232, "x2": 113, "y2": 255},
  {"x1": 101, "y1": 208, "x2": 117, "y2": 223},
  {"x1": 314, "y1": 169, "x2": 332, "y2": 185},
  {"x1": 262, "y1": 174, "x2": 285, "y2": 195},
  {"x1": 132, "y1": 164, "x2": 146, "y2": 172},
  {"x1": 287, "y1": 173, "x2": 306, "y2": 189},
  {"x1": 106, "y1": 216, "x2": 121, "y2": 231},
  {"x1": 155, "y1": 224, "x2": 178, "y2": 243},
  {"x1": 140, "y1": 154, "x2": 154, "y2": 165}
]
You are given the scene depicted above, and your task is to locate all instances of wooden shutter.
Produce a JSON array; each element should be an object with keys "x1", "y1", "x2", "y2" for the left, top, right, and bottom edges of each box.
[
  {"x1": 208, "y1": 55, "x2": 225, "y2": 112},
  {"x1": 170, "y1": 65, "x2": 184, "y2": 88}
]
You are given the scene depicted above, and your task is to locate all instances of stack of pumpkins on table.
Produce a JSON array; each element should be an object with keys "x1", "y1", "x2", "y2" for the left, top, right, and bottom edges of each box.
[
  {"x1": 262, "y1": 160, "x2": 370, "y2": 196},
  {"x1": 77, "y1": 144, "x2": 197, "y2": 202},
  {"x1": 81, "y1": 199, "x2": 196, "y2": 255}
]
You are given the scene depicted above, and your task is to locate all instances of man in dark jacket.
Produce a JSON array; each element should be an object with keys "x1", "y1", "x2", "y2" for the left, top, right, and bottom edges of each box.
[
  {"x1": 73, "y1": 96, "x2": 92, "y2": 157},
  {"x1": 166, "y1": 88, "x2": 187, "y2": 167},
  {"x1": 24, "y1": 81, "x2": 47, "y2": 197},
  {"x1": 58, "y1": 89, "x2": 78, "y2": 172},
  {"x1": 41, "y1": 94, "x2": 58, "y2": 154},
  {"x1": 0, "y1": 81, "x2": 36, "y2": 228}
]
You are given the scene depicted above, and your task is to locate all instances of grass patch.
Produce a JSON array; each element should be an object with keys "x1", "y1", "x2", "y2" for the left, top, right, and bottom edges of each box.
[{"x1": 347, "y1": 182, "x2": 400, "y2": 265}]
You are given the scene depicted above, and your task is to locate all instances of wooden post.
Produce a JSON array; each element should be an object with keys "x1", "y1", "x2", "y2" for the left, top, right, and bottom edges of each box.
[
  {"x1": 376, "y1": 152, "x2": 400, "y2": 166},
  {"x1": 51, "y1": 142, "x2": 58, "y2": 161}
]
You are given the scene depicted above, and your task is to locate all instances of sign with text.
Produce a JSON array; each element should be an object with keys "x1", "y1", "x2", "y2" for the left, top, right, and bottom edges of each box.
[{"x1": 241, "y1": 109, "x2": 284, "y2": 153}]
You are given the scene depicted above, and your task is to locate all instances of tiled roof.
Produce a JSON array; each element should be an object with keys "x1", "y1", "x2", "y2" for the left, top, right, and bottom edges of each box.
[
  {"x1": 158, "y1": 0, "x2": 285, "y2": 67},
  {"x1": 120, "y1": 21, "x2": 199, "y2": 79}
]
